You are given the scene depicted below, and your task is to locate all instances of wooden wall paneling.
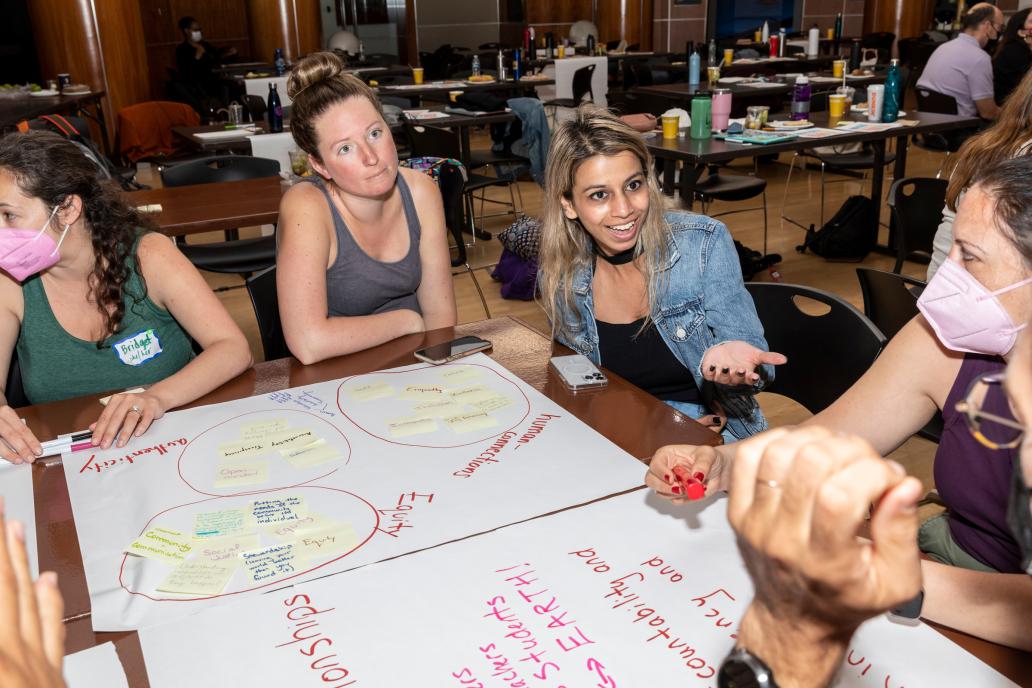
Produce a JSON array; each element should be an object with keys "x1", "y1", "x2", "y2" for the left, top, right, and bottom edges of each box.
[
  {"x1": 94, "y1": 0, "x2": 152, "y2": 129},
  {"x1": 526, "y1": 0, "x2": 593, "y2": 25},
  {"x1": 294, "y1": 0, "x2": 323, "y2": 55},
  {"x1": 864, "y1": 0, "x2": 934, "y2": 39},
  {"x1": 246, "y1": 0, "x2": 320, "y2": 63},
  {"x1": 597, "y1": 0, "x2": 652, "y2": 47}
]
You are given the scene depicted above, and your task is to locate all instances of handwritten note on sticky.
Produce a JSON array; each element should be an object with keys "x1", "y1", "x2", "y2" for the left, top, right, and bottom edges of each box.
[
  {"x1": 240, "y1": 418, "x2": 288, "y2": 440},
  {"x1": 218, "y1": 439, "x2": 268, "y2": 461},
  {"x1": 125, "y1": 527, "x2": 192, "y2": 564},
  {"x1": 444, "y1": 411, "x2": 497, "y2": 434},
  {"x1": 347, "y1": 382, "x2": 395, "y2": 401},
  {"x1": 193, "y1": 508, "x2": 253, "y2": 539},
  {"x1": 240, "y1": 543, "x2": 296, "y2": 584},
  {"x1": 411, "y1": 398, "x2": 465, "y2": 419},
  {"x1": 282, "y1": 440, "x2": 341, "y2": 469},
  {"x1": 292, "y1": 522, "x2": 360, "y2": 561},
  {"x1": 156, "y1": 559, "x2": 237, "y2": 596},
  {"x1": 264, "y1": 512, "x2": 339, "y2": 541},
  {"x1": 252, "y1": 495, "x2": 306, "y2": 525},
  {"x1": 439, "y1": 366, "x2": 481, "y2": 384},
  {"x1": 387, "y1": 416, "x2": 438, "y2": 438},
  {"x1": 194, "y1": 533, "x2": 260, "y2": 563},
  {"x1": 213, "y1": 461, "x2": 269, "y2": 488},
  {"x1": 265, "y1": 428, "x2": 318, "y2": 452},
  {"x1": 446, "y1": 385, "x2": 498, "y2": 405},
  {"x1": 471, "y1": 395, "x2": 514, "y2": 413},
  {"x1": 401, "y1": 384, "x2": 446, "y2": 400}
]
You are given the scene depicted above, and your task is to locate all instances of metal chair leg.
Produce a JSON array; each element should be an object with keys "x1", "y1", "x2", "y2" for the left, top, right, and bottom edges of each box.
[
  {"x1": 762, "y1": 189, "x2": 769, "y2": 256},
  {"x1": 819, "y1": 161, "x2": 827, "y2": 228},
  {"x1": 780, "y1": 152, "x2": 809, "y2": 231},
  {"x1": 464, "y1": 263, "x2": 491, "y2": 319}
]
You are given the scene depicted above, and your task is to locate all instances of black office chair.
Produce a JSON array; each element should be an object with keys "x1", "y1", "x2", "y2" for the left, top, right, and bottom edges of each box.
[
  {"x1": 543, "y1": 64, "x2": 596, "y2": 125},
  {"x1": 4, "y1": 355, "x2": 29, "y2": 409},
  {"x1": 913, "y1": 87, "x2": 976, "y2": 177},
  {"x1": 887, "y1": 177, "x2": 947, "y2": 273},
  {"x1": 855, "y1": 268, "x2": 943, "y2": 442},
  {"x1": 745, "y1": 282, "x2": 887, "y2": 414},
  {"x1": 160, "y1": 155, "x2": 280, "y2": 276},
  {"x1": 241, "y1": 94, "x2": 267, "y2": 123},
  {"x1": 245, "y1": 266, "x2": 290, "y2": 362},
  {"x1": 681, "y1": 165, "x2": 771, "y2": 255},
  {"x1": 403, "y1": 122, "x2": 519, "y2": 241},
  {"x1": 861, "y1": 31, "x2": 896, "y2": 64}
]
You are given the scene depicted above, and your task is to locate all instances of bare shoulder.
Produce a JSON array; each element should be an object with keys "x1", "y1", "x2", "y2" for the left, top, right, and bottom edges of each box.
[
  {"x1": 885, "y1": 314, "x2": 963, "y2": 397},
  {"x1": 0, "y1": 272, "x2": 24, "y2": 323},
  {"x1": 135, "y1": 231, "x2": 179, "y2": 265},
  {"x1": 399, "y1": 165, "x2": 438, "y2": 200}
]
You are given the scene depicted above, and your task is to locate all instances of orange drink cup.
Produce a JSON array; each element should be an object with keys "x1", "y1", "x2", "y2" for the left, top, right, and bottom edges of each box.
[
  {"x1": 723, "y1": 48, "x2": 734, "y2": 65},
  {"x1": 412, "y1": 67, "x2": 424, "y2": 84},
  {"x1": 828, "y1": 93, "x2": 846, "y2": 117},
  {"x1": 661, "y1": 115, "x2": 680, "y2": 139}
]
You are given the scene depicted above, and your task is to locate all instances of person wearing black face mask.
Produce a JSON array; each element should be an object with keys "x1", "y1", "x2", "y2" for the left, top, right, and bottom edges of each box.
[{"x1": 174, "y1": 16, "x2": 238, "y2": 103}]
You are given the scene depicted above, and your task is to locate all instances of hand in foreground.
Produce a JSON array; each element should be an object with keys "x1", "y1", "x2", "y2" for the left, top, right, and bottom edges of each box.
[
  {"x1": 90, "y1": 391, "x2": 166, "y2": 450},
  {"x1": 0, "y1": 499, "x2": 65, "y2": 688},
  {"x1": 728, "y1": 426, "x2": 923, "y2": 687},
  {"x1": 0, "y1": 405, "x2": 42, "y2": 464},
  {"x1": 701, "y1": 341, "x2": 787, "y2": 386},
  {"x1": 645, "y1": 444, "x2": 730, "y2": 503}
]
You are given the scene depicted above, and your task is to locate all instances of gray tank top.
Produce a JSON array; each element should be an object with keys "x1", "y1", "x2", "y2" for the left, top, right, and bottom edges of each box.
[{"x1": 305, "y1": 174, "x2": 423, "y2": 317}]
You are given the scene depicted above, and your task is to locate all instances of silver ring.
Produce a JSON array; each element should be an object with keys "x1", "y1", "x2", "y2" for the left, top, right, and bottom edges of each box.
[
  {"x1": 129, "y1": 404, "x2": 141, "y2": 414},
  {"x1": 757, "y1": 479, "x2": 780, "y2": 489}
]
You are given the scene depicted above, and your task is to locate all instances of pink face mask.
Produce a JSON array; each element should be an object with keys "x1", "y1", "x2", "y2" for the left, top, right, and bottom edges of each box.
[
  {"x1": 0, "y1": 205, "x2": 70, "y2": 282},
  {"x1": 917, "y1": 258, "x2": 1032, "y2": 356}
]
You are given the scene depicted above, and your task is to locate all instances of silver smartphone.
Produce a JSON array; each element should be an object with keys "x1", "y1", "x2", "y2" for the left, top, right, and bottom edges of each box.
[
  {"x1": 549, "y1": 354, "x2": 608, "y2": 391},
  {"x1": 414, "y1": 336, "x2": 492, "y2": 365}
]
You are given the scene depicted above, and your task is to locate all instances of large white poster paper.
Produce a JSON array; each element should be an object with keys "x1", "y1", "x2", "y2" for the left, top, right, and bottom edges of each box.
[
  {"x1": 64, "y1": 354, "x2": 648, "y2": 631},
  {"x1": 64, "y1": 642, "x2": 129, "y2": 688},
  {"x1": 0, "y1": 462, "x2": 37, "y2": 577},
  {"x1": 138, "y1": 491, "x2": 1016, "y2": 687}
]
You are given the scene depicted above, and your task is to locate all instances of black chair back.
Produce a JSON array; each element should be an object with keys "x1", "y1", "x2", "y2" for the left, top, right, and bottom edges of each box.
[
  {"x1": 5, "y1": 355, "x2": 28, "y2": 409},
  {"x1": 572, "y1": 64, "x2": 596, "y2": 104},
  {"x1": 160, "y1": 155, "x2": 280, "y2": 187},
  {"x1": 404, "y1": 123, "x2": 463, "y2": 160},
  {"x1": 245, "y1": 266, "x2": 290, "y2": 361},
  {"x1": 861, "y1": 31, "x2": 896, "y2": 63},
  {"x1": 887, "y1": 177, "x2": 947, "y2": 273},
  {"x1": 435, "y1": 162, "x2": 469, "y2": 267},
  {"x1": 608, "y1": 90, "x2": 670, "y2": 117},
  {"x1": 916, "y1": 87, "x2": 958, "y2": 114},
  {"x1": 855, "y1": 268, "x2": 925, "y2": 340},
  {"x1": 242, "y1": 94, "x2": 267, "y2": 123},
  {"x1": 745, "y1": 282, "x2": 887, "y2": 415}
]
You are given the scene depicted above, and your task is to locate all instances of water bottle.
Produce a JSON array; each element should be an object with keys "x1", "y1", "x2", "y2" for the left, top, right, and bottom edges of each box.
[
  {"x1": 586, "y1": 34, "x2": 595, "y2": 55},
  {"x1": 834, "y1": 12, "x2": 843, "y2": 40},
  {"x1": 497, "y1": 50, "x2": 507, "y2": 81},
  {"x1": 778, "y1": 28, "x2": 786, "y2": 56},
  {"x1": 849, "y1": 39, "x2": 862, "y2": 72},
  {"x1": 358, "y1": 42, "x2": 365, "y2": 61},
  {"x1": 761, "y1": 20, "x2": 770, "y2": 44},
  {"x1": 267, "y1": 83, "x2": 283, "y2": 133},
  {"x1": 513, "y1": 48, "x2": 522, "y2": 81},
  {"x1": 688, "y1": 42, "x2": 700, "y2": 88},
  {"x1": 274, "y1": 48, "x2": 286, "y2": 76},
  {"x1": 708, "y1": 39, "x2": 717, "y2": 66},
  {"x1": 472, "y1": 54, "x2": 481, "y2": 78},
  {"x1": 791, "y1": 75, "x2": 811, "y2": 120},
  {"x1": 807, "y1": 25, "x2": 820, "y2": 57},
  {"x1": 882, "y1": 58, "x2": 901, "y2": 123},
  {"x1": 545, "y1": 32, "x2": 554, "y2": 59}
]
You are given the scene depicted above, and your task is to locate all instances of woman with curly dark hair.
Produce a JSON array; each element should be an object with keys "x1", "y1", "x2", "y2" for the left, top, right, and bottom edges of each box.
[{"x1": 0, "y1": 130, "x2": 252, "y2": 462}]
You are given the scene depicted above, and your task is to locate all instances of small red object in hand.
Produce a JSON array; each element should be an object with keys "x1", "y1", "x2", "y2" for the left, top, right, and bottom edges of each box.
[{"x1": 672, "y1": 465, "x2": 706, "y2": 500}]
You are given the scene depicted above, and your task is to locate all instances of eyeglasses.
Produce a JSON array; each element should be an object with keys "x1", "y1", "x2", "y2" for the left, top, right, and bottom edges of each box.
[{"x1": 955, "y1": 372, "x2": 1026, "y2": 450}]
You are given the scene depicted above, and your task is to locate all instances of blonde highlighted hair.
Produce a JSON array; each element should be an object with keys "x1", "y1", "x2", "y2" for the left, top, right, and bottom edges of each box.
[{"x1": 538, "y1": 106, "x2": 672, "y2": 341}]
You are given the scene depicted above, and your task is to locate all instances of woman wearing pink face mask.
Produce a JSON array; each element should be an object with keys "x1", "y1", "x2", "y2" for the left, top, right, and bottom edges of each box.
[
  {"x1": 645, "y1": 155, "x2": 1032, "y2": 649},
  {"x1": 0, "y1": 131, "x2": 252, "y2": 462}
]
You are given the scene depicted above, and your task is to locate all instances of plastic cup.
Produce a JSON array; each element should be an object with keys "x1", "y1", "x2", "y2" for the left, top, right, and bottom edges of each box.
[
  {"x1": 723, "y1": 48, "x2": 734, "y2": 65},
  {"x1": 836, "y1": 85, "x2": 855, "y2": 109},
  {"x1": 867, "y1": 84, "x2": 885, "y2": 122},
  {"x1": 832, "y1": 59, "x2": 846, "y2": 78},
  {"x1": 827, "y1": 28, "x2": 835, "y2": 39},
  {"x1": 557, "y1": 44, "x2": 565, "y2": 58},
  {"x1": 661, "y1": 115, "x2": 680, "y2": 139},
  {"x1": 711, "y1": 89, "x2": 732, "y2": 132},
  {"x1": 288, "y1": 149, "x2": 309, "y2": 177},
  {"x1": 828, "y1": 93, "x2": 846, "y2": 117},
  {"x1": 746, "y1": 105, "x2": 764, "y2": 129},
  {"x1": 412, "y1": 67, "x2": 424, "y2": 84},
  {"x1": 707, "y1": 66, "x2": 721, "y2": 84},
  {"x1": 754, "y1": 30, "x2": 762, "y2": 43}
]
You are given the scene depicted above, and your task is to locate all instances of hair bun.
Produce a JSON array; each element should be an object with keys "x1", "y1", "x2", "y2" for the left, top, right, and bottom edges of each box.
[{"x1": 287, "y1": 51, "x2": 344, "y2": 100}]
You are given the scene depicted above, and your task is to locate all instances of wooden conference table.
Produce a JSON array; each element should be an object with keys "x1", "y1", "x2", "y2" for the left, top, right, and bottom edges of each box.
[
  {"x1": 646, "y1": 110, "x2": 980, "y2": 251},
  {"x1": 29, "y1": 317, "x2": 721, "y2": 683},
  {"x1": 0, "y1": 90, "x2": 111, "y2": 156}
]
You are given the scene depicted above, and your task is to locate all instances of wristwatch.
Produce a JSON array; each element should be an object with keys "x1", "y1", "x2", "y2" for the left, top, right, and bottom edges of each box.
[
  {"x1": 889, "y1": 590, "x2": 924, "y2": 619},
  {"x1": 718, "y1": 647, "x2": 778, "y2": 688}
]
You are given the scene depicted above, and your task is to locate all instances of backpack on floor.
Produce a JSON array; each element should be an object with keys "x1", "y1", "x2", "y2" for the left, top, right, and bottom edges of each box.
[{"x1": 796, "y1": 195, "x2": 874, "y2": 261}]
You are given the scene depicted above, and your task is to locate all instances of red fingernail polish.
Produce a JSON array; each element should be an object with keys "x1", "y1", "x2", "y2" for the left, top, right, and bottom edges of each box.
[
  {"x1": 694, "y1": 472, "x2": 705, "y2": 482},
  {"x1": 671, "y1": 484, "x2": 681, "y2": 494},
  {"x1": 664, "y1": 473, "x2": 670, "y2": 482}
]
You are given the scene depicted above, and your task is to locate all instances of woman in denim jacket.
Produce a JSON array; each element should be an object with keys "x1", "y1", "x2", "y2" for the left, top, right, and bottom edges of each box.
[{"x1": 538, "y1": 108, "x2": 784, "y2": 443}]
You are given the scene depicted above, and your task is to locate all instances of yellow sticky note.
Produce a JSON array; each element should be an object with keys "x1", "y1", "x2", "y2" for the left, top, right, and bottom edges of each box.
[
  {"x1": 251, "y1": 495, "x2": 306, "y2": 525},
  {"x1": 265, "y1": 428, "x2": 319, "y2": 452},
  {"x1": 439, "y1": 366, "x2": 481, "y2": 384},
  {"x1": 218, "y1": 439, "x2": 268, "y2": 461},
  {"x1": 471, "y1": 395, "x2": 514, "y2": 413},
  {"x1": 292, "y1": 522, "x2": 360, "y2": 561},
  {"x1": 447, "y1": 385, "x2": 498, "y2": 405},
  {"x1": 264, "y1": 512, "x2": 339, "y2": 541},
  {"x1": 194, "y1": 533, "x2": 261, "y2": 563},
  {"x1": 213, "y1": 461, "x2": 270, "y2": 488},
  {"x1": 444, "y1": 411, "x2": 497, "y2": 434},
  {"x1": 347, "y1": 382, "x2": 396, "y2": 401},
  {"x1": 125, "y1": 527, "x2": 192, "y2": 564},
  {"x1": 387, "y1": 416, "x2": 438, "y2": 437},
  {"x1": 282, "y1": 439, "x2": 341, "y2": 469},
  {"x1": 411, "y1": 398, "x2": 465, "y2": 419},
  {"x1": 240, "y1": 418, "x2": 289, "y2": 440},
  {"x1": 156, "y1": 559, "x2": 237, "y2": 596},
  {"x1": 192, "y1": 507, "x2": 254, "y2": 539},
  {"x1": 240, "y1": 543, "x2": 297, "y2": 584},
  {"x1": 401, "y1": 384, "x2": 447, "y2": 400}
]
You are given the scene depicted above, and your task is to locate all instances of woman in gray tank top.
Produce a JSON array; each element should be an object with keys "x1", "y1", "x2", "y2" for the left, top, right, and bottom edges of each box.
[{"x1": 277, "y1": 52, "x2": 456, "y2": 364}]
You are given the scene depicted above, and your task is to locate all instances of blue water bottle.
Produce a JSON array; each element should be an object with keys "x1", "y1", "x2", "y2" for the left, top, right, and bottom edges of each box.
[
  {"x1": 267, "y1": 83, "x2": 283, "y2": 133},
  {"x1": 882, "y1": 58, "x2": 901, "y2": 123},
  {"x1": 513, "y1": 48, "x2": 522, "y2": 81},
  {"x1": 274, "y1": 48, "x2": 286, "y2": 76},
  {"x1": 688, "y1": 42, "x2": 700, "y2": 88}
]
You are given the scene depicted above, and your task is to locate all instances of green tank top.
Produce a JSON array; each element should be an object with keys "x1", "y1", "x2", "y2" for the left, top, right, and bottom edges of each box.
[{"x1": 15, "y1": 234, "x2": 195, "y2": 405}]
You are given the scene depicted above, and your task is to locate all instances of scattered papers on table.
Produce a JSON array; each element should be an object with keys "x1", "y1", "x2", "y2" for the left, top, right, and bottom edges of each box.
[
  {"x1": 64, "y1": 642, "x2": 129, "y2": 688},
  {"x1": 403, "y1": 109, "x2": 452, "y2": 121}
]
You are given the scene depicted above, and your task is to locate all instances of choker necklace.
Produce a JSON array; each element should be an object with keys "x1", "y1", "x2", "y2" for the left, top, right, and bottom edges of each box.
[{"x1": 595, "y1": 245, "x2": 637, "y2": 266}]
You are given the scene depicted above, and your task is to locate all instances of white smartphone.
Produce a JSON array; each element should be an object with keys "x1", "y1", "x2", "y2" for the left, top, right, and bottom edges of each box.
[
  {"x1": 414, "y1": 336, "x2": 492, "y2": 365},
  {"x1": 549, "y1": 354, "x2": 608, "y2": 391}
]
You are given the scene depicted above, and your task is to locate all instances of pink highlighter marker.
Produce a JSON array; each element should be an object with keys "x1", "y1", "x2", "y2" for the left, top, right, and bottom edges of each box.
[{"x1": 70, "y1": 441, "x2": 94, "y2": 453}]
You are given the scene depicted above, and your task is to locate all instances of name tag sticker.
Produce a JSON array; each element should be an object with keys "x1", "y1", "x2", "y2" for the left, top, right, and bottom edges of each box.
[{"x1": 113, "y1": 329, "x2": 163, "y2": 366}]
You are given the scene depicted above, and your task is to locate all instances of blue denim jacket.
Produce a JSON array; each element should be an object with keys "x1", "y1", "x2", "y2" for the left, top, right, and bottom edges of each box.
[{"x1": 555, "y1": 210, "x2": 772, "y2": 439}]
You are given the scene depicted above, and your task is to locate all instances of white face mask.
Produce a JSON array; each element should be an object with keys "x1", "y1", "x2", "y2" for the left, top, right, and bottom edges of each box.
[{"x1": 190, "y1": 30, "x2": 202, "y2": 42}]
